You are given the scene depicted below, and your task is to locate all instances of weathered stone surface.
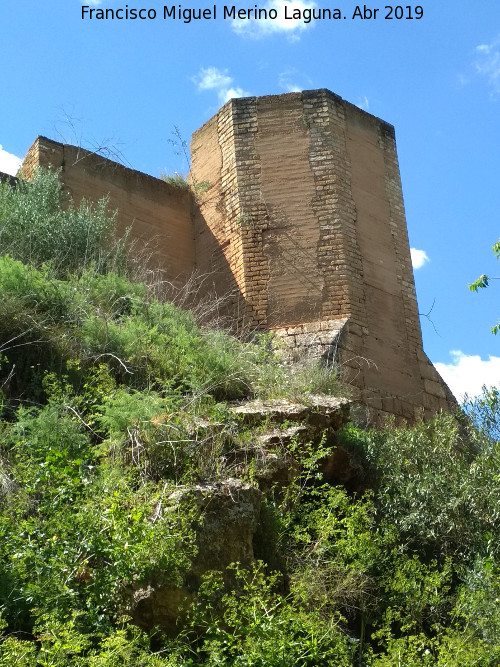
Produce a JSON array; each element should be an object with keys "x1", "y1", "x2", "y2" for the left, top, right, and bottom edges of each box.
[
  {"x1": 257, "y1": 425, "x2": 308, "y2": 448},
  {"x1": 128, "y1": 479, "x2": 264, "y2": 634},
  {"x1": 229, "y1": 396, "x2": 351, "y2": 492},
  {"x1": 251, "y1": 450, "x2": 300, "y2": 492},
  {"x1": 129, "y1": 585, "x2": 193, "y2": 637},
  {"x1": 177, "y1": 479, "x2": 262, "y2": 576},
  {"x1": 273, "y1": 318, "x2": 348, "y2": 364},
  {"x1": 306, "y1": 395, "x2": 351, "y2": 430},
  {"x1": 230, "y1": 398, "x2": 309, "y2": 426},
  {"x1": 230, "y1": 396, "x2": 351, "y2": 432},
  {"x1": 319, "y1": 446, "x2": 368, "y2": 494},
  {"x1": 228, "y1": 435, "x2": 301, "y2": 492}
]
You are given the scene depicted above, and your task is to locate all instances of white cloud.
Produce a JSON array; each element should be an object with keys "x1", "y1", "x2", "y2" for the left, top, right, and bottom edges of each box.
[
  {"x1": 278, "y1": 68, "x2": 313, "y2": 93},
  {"x1": 193, "y1": 67, "x2": 249, "y2": 104},
  {"x1": 231, "y1": 0, "x2": 317, "y2": 40},
  {"x1": 434, "y1": 350, "x2": 500, "y2": 401},
  {"x1": 410, "y1": 247, "x2": 430, "y2": 269},
  {"x1": 357, "y1": 95, "x2": 370, "y2": 111},
  {"x1": 0, "y1": 145, "x2": 22, "y2": 176},
  {"x1": 85, "y1": 0, "x2": 102, "y2": 5},
  {"x1": 219, "y1": 86, "x2": 248, "y2": 104},
  {"x1": 278, "y1": 69, "x2": 302, "y2": 92},
  {"x1": 193, "y1": 67, "x2": 232, "y2": 92},
  {"x1": 281, "y1": 81, "x2": 301, "y2": 93},
  {"x1": 474, "y1": 35, "x2": 500, "y2": 94}
]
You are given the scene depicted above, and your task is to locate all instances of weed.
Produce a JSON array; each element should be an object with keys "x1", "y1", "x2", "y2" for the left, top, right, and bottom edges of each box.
[{"x1": 160, "y1": 172, "x2": 189, "y2": 189}]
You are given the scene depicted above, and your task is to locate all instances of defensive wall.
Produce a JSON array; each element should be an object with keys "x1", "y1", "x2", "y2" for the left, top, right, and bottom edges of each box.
[
  {"x1": 20, "y1": 89, "x2": 456, "y2": 423},
  {"x1": 21, "y1": 137, "x2": 196, "y2": 281}
]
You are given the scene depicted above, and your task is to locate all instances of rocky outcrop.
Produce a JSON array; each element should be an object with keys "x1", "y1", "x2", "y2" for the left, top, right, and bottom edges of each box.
[
  {"x1": 128, "y1": 479, "x2": 265, "y2": 634},
  {"x1": 128, "y1": 395, "x2": 366, "y2": 635},
  {"x1": 229, "y1": 396, "x2": 351, "y2": 490},
  {"x1": 230, "y1": 395, "x2": 350, "y2": 432},
  {"x1": 319, "y1": 445, "x2": 368, "y2": 494}
]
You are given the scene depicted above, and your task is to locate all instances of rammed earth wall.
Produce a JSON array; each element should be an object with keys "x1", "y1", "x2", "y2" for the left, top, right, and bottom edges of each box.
[
  {"x1": 21, "y1": 90, "x2": 456, "y2": 422},
  {"x1": 22, "y1": 137, "x2": 196, "y2": 281}
]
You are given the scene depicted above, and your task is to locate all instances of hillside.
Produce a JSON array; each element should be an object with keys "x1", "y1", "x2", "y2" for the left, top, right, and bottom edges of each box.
[{"x1": 0, "y1": 170, "x2": 499, "y2": 665}]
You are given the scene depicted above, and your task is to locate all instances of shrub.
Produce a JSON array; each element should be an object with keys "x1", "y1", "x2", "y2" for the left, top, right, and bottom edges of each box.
[
  {"x1": 0, "y1": 254, "x2": 259, "y2": 405},
  {"x1": 0, "y1": 404, "x2": 196, "y2": 639},
  {"x1": 182, "y1": 562, "x2": 354, "y2": 666},
  {"x1": 160, "y1": 172, "x2": 189, "y2": 189},
  {"x1": 338, "y1": 414, "x2": 493, "y2": 563},
  {"x1": 463, "y1": 385, "x2": 500, "y2": 444},
  {"x1": 0, "y1": 168, "x2": 121, "y2": 276}
]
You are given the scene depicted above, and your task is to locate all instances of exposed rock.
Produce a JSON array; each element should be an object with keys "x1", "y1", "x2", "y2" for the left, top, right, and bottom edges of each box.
[
  {"x1": 178, "y1": 479, "x2": 262, "y2": 577},
  {"x1": 230, "y1": 441, "x2": 301, "y2": 493},
  {"x1": 252, "y1": 450, "x2": 300, "y2": 492},
  {"x1": 230, "y1": 396, "x2": 350, "y2": 432},
  {"x1": 319, "y1": 446, "x2": 368, "y2": 494},
  {"x1": 128, "y1": 397, "x2": 355, "y2": 634},
  {"x1": 228, "y1": 396, "x2": 352, "y2": 492},
  {"x1": 130, "y1": 585, "x2": 193, "y2": 637},
  {"x1": 230, "y1": 398, "x2": 309, "y2": 426},
  {"x1": 306, "y1": 395, "x2": 351, "y2": 430},
  {"x1": 128, "y1": 478, "x2": 265, "y2": 634},
  {"x1": 257, "y1": 425, "x2": 309, "y2": 448}
]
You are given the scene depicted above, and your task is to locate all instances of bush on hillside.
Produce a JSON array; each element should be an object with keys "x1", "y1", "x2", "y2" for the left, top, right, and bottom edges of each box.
[
  {"x1": 0, "y1": 168, "x2": 122, "y2": 276},
  {"x1": 1, "y1": 168, "x2": 500, "y2": 664}
]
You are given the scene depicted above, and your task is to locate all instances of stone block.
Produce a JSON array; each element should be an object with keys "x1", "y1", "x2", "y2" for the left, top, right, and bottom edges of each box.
[{"x1": 424, "y1": 379, "x2": 447, "y2": 400}]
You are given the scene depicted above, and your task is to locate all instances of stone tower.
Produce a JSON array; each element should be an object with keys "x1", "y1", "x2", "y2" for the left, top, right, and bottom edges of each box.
[
  {"x1": 20, "y1": 89, "x2": 455, "y2": 422},
  {"x1": 190, "y1": 89, "x2": 455, "y2": 421}
]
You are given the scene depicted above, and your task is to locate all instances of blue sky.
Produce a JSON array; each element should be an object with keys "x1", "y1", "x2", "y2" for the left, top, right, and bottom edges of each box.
[{"x1": 1, "y1": 1, "x2": 500, "y2": 400}]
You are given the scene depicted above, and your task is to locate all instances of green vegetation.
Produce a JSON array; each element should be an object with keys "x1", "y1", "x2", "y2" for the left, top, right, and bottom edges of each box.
[
  {"x1": 0, "y1": 169, "x2": 124, "y2": 276},
  {"x1": 0, "y1": 170, "x2": 500, "y2": 664},
  {"x1": 160, "y1": 172, "x2": 189, "y2": 189},
  {"x1": 161, "y1": 127, "x2": 210, "y2": 198},
  {"x1": 469, "y1": 237, "x2": 500, "y2": 333},
  {"x1": 160, "y1": 171, "x2": 211, "y2": 202}
]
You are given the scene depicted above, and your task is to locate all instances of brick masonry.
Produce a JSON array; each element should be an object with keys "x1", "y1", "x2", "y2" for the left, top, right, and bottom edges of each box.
[
  {"x1": 190, "y1": 90, "x2": 456, "y2": 422},
  {"x1": 21, "y1": 90, "x2": 456, "y2": 423}
]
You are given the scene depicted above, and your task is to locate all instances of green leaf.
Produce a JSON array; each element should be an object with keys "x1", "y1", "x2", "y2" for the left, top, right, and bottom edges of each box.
[{"x1": 469, "y1": 274, "x2": 489, "y2": 292}]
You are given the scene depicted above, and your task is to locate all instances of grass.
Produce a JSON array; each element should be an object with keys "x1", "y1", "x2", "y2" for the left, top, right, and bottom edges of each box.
[
  {"x1": 160, "y1": 171, "x2": 189, "y2": 189},
  {"x1": 5, "y1": 169, "x2": 500, "y2": 665}
]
